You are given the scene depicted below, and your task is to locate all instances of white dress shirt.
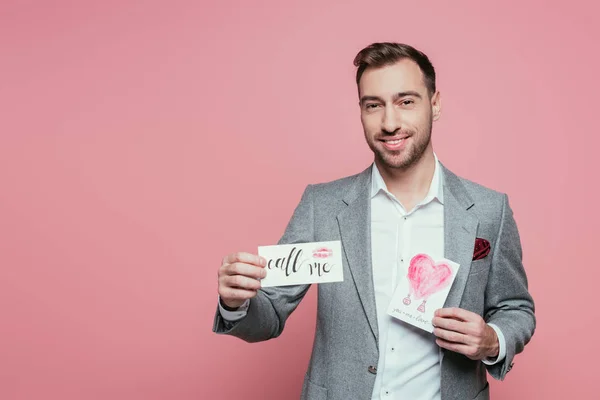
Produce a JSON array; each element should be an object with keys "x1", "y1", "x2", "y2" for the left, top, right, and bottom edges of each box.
[
  {"x1": 369, "y1": 154, "x2": 504, "y2": 400},
  {"x1": 370, "y1": 156, "x2": 444, "y2": 399},
  {"x1": 218, "y1": 154, "x2": 506, "y2": 398}
]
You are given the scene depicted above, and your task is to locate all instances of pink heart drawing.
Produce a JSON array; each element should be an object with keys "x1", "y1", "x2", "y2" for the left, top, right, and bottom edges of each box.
[{"x1": 403, "y1": 254, "x2": 453, "y2": 313}]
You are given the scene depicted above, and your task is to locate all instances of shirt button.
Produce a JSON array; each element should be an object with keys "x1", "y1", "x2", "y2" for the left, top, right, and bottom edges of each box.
[
  {"x1": 391, "y1": 347, "x2": 395, "y2": 352},
  {"x1": 368, "y1": 365, "x2": 377, "y2": 374}
]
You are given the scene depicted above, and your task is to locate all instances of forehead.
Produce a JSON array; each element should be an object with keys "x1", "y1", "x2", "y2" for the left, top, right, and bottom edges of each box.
[{"x1": 358, "y1": 59, "x2": 427, "y2": 97}]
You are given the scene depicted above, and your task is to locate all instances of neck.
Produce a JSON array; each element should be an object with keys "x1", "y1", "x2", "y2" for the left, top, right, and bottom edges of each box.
[{"x1": 375, "y1": 146, "x2": 436, "y2": 211}]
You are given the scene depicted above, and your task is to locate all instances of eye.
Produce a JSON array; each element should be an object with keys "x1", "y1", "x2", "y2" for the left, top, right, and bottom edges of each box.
[
  {"x1": 365, "y1": 103, "x2": 380, "y2": 110},
  {"x1": 401, "y1": 100, "x2": 414, "y2": 105}
]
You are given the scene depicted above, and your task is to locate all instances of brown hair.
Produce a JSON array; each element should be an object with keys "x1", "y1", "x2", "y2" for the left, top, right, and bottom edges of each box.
[{"x1": 353, "y1": 42, "x2": 436, "y2": 96}]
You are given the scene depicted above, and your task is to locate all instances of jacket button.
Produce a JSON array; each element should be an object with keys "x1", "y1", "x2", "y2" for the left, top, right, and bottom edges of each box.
[{"x1": 368, "y1": 365, "x2": 377, "y2": 374}]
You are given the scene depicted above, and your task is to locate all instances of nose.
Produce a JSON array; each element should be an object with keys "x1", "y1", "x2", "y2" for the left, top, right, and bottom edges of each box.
[{"x1": 381, "y1": 104, "x2": 400, "y2": 134}]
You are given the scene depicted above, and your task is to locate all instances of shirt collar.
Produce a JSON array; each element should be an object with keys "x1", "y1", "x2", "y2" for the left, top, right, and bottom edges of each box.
[{"x1": 370, "y1": 153, "x2": 444, "y2": 204}]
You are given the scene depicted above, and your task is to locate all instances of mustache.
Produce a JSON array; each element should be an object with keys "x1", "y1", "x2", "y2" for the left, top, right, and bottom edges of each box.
[{"x1": 376, "y1": 129, "x2": 414, "y2": 138}]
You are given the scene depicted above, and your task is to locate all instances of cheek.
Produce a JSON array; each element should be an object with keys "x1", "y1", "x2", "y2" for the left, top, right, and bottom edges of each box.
[
  {"x1": 361, "y1": 115, "x2": 379, "y2": 135},
  {"x1": 416, "y1": 109, "x2": 433, "y2": 125},
  {"x1": 404, "y1": 112, "x2": 429, "y2": 131}
]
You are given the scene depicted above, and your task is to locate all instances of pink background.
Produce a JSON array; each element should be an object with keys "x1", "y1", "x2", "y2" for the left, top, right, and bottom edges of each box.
[{"x1": 1, "y1": 1, "x2": 597, "y2": 399}]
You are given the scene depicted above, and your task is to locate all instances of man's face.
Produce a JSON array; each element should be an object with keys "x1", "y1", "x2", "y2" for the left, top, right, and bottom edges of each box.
[{"x1": 359, "y1": 59, "x2": 440, "y2": 170}]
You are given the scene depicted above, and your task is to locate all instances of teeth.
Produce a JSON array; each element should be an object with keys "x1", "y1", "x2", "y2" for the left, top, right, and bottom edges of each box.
[{"x1": 386, "y1": 139, "x2": 404, "y2": 144}]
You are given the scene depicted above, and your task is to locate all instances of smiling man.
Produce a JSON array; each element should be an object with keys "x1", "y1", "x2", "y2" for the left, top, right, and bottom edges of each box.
[{"x1": 213, "y1": 42, "x2": 536, "y2": 400}]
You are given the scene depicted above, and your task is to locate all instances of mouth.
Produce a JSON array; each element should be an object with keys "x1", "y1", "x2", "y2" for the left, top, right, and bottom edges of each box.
[{"x1": 379, "y1": 136, "x2": 409, "y2": 151}]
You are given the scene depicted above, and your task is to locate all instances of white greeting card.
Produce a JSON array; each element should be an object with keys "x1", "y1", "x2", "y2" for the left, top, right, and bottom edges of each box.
[
  {"x1": 387, "y1": 253, "x2": 460, "y2": 333},
  {"x1": 258, "y1": 241, "x2": 343, "y2": 287}
]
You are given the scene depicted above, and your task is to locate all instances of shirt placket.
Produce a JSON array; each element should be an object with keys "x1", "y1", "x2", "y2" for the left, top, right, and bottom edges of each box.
[{"x1": 381, "y1": 198, "x2": 410, "y2": 399}]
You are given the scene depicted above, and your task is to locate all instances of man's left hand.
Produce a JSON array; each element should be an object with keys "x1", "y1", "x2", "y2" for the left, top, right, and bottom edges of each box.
[{"x1": 432, "y1": 307, "x2": 499, "y2": 360}]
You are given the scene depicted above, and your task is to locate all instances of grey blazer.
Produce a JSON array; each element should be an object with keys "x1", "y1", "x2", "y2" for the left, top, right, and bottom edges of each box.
[{"x1": 213, "y1": 163, "x2": 536, "y2": 400}]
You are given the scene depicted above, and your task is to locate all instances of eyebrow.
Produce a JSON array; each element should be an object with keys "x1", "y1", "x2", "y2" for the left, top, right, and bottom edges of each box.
[{"x1": 360, "y1": 91, "x2": 423, "y2": 105}]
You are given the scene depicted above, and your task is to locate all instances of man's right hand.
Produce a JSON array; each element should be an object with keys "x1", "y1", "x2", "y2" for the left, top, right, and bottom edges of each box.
[{"x1": 218, "y1": 252, "x2": 267, "y2": 310}]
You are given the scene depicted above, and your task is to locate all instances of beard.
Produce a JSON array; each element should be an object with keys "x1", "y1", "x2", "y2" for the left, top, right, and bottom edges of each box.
[{"x1": 366, "y1": 115, "x2": 433, "y2": 170}]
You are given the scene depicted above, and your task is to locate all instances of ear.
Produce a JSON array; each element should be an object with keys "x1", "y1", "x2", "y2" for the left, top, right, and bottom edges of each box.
[{"x1": 431, "y1": 91, "x2": 442, "y2": 121}]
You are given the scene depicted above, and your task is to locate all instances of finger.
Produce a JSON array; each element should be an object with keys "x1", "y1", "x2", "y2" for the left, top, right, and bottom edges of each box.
[
  {"x1": 435, "y1": 338, "x2": 478, "y2": 359},
  {"x1": 432, "y1": 316, "x2": 469, "y2": 334},
  {"x1": 224, "y1": 275, "x2": 262, "y2": 291},
  {"x1": 225, "y1": 262, "x2": 267, "y2": 279},
  {"x1": 219, "y1": 287, "x2": 258, "y2": 301},
  {"x1": 433, "y1": 327, "x2": 469, "y2": 345},
  {"x1": 434, "y1": 307, "x2": 476, "y2": 321},
  {"x1": 223, "y1": 252, "x2": 267, "y2": 267}
]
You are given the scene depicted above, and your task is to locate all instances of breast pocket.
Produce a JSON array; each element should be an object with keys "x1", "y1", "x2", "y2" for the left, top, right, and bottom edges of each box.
[{"x1": 469, "y1": 257, "x2": 491, "y2": 276}]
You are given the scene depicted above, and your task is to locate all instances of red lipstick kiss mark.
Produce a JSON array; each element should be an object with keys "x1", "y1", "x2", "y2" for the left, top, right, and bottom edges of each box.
[{"x1": 312, "y1": 247, "x2": 333, "y2": 259}]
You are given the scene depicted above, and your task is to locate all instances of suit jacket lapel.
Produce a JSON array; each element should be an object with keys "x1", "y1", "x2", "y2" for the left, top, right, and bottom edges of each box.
[
  {"x1": 441, "y1": 164, "x2": 479, "y2": 309},
  {"x1": 334, "y1": 163, "x2": 478, "y2": 346},
  {"x1": 336, "y1": 167, "x2": 379, "y2": 345}
]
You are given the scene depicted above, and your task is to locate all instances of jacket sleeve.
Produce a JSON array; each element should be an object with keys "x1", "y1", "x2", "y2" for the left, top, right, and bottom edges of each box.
[
  {"x1": 212, "y1": 184, "x2": 315, "y2": 342},
  {"x1": 484, "y1": 194, "x2": 536, "y2": 380}
]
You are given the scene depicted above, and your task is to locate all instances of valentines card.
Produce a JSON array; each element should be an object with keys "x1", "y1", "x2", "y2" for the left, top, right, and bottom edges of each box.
[
  {"x1": 387, "y1": 254, "x2": 460, "y2": 333},
  {"x1": 258, "y1": 241, "x2": 344, "y2": 287}
]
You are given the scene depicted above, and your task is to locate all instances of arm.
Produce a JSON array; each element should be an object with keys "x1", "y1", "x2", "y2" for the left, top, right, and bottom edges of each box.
[
  {"x1": 483, "y1": 194, "x2": 536, "y2": 380},
  {"x1": 212, "y1": 184, "x2": 316, "y2": 342}
]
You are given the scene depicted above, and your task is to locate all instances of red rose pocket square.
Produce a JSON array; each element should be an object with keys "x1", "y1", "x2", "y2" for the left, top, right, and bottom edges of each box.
[{"x1": 473, "y1": 238, "x2": 491, "y2": 261}]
